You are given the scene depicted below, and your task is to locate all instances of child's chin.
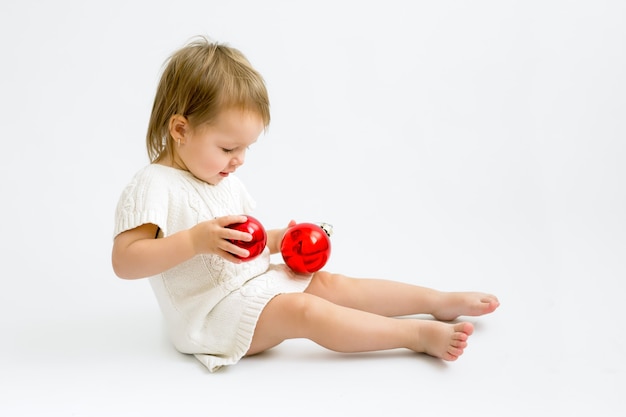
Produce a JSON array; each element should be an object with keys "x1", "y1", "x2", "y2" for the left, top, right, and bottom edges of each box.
[{"x1": 194, "y1": 173, "x2": 222, "y2": 185}]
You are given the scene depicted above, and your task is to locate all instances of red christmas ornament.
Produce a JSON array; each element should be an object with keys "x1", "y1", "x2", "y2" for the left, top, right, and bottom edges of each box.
[
  {"x1": 280, "y1": 222, "x2": 333, "y2": 274},
  {"x1": 226, "y1": 215, "x2": 267, "y2": 261}
]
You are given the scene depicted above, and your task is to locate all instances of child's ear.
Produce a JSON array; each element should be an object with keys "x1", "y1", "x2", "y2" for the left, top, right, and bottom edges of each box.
[{"x1": 168, "y1": 114, "x2": 188, "y2": 144}]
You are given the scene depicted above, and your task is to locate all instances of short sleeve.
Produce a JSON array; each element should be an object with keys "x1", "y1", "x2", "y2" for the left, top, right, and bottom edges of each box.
[{"x1": 113, "y1": 166, "x2": 170, "y2": 239}]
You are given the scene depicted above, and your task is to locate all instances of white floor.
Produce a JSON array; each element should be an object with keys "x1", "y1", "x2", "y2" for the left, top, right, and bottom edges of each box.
[
  {"x1": 1, "y1": 1, "x2": 624, "y2": 416},
  {"x1": 2, "y1": 235, "x2": 624, "y2": 416}
]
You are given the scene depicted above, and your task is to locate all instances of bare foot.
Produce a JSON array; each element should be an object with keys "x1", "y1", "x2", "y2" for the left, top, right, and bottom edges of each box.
[
  {"x1": 432, "y1": 292, "x2": 500, "y2": 321},
  {"x1": 413, "y1": 321, "x2": 474, "y2": 361}
]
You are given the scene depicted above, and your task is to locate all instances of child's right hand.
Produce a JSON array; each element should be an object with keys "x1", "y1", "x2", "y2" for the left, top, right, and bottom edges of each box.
[{"x1": 191, "y1": 215, "x2": 254, "y2": 263}]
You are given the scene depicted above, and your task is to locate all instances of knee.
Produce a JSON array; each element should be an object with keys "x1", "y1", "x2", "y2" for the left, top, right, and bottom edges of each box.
[
  {"x1": 308, "y1": 270, "x2": 346, "y2": 295},
  {"x1": 281, "y1": 293, "x2": 324, "y2": 326}
]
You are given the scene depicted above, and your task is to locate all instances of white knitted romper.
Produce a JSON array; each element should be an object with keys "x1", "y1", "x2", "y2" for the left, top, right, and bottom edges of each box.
[{"x1": 114, "y1": 164, "x2": 312, "y2": 372}]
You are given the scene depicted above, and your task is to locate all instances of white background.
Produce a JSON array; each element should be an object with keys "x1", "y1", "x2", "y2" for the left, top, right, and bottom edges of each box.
[{"x1": 1, "y1": 1, "x2": 624, "y2": 416}]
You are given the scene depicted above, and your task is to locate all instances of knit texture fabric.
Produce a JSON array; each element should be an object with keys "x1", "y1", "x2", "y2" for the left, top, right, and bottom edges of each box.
[{"x1": 114, "y1": 164, "x2": 312, "y2": 371}]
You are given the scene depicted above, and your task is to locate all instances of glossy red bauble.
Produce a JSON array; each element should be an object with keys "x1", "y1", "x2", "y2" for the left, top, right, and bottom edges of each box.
[
  {"x1": 280, "y1": 223, "x2": 332, "y2": 274},
  {"x1": 226, "y1": 215, "x2": 267, "y2": 261}
]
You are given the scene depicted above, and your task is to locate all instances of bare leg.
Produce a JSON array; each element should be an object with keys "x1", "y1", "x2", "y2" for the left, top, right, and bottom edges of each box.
[
  {"x1": 305, "y1": 271, "x2": 500, "y2": 320},
  {"x1": 247, "y1": 292, "x2": 474, "y2": 361}
]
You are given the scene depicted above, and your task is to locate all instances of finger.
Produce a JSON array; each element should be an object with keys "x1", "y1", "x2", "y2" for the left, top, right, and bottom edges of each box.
[
  {"x1": 222, "y1": 241, "x2": 250, "y2": 259},
  {"x1": 218, "y1": 249, "x2": 244, "y2": 264},
  {"x1": 219, "y1": 214, "x2": 248, "y2": 227},
  {"x1": 224, "y1": 229, "x2": 253, "y2": 242}
]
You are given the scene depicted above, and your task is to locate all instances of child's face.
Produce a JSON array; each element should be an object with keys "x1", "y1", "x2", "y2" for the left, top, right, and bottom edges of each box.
[{"x1": 178, "y1": 109, "x2": 264, "y2": 185}]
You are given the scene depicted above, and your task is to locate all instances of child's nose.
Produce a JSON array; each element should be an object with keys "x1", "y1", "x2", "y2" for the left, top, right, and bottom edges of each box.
[{"x1": 232, "y1": 153, "x2": 245, "y2": 167}]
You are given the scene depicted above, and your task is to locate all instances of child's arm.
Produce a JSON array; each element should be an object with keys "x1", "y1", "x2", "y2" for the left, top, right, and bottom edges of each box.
[
  {"x1": 265, "y1": 220, "x2": 296, "y2": 255},
  {"x1": 111, "y1": 215, "x2": 253, "y2": 280}
]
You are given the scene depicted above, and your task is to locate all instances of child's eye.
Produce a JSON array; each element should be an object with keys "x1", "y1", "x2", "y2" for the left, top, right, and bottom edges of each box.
[{"x1": 221, "y1": 148, "x2": 234, "y2": 153}]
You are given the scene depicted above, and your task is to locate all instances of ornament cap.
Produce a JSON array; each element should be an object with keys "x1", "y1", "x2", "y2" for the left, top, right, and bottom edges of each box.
[{"x1": 319, "y1": 222, "x2": 333, "y2": 237}]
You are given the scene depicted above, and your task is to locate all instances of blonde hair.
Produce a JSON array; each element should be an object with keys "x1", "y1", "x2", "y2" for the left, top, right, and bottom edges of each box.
[{"x1": 146, "y1": 36, "x2": 270, "y2": 162}]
